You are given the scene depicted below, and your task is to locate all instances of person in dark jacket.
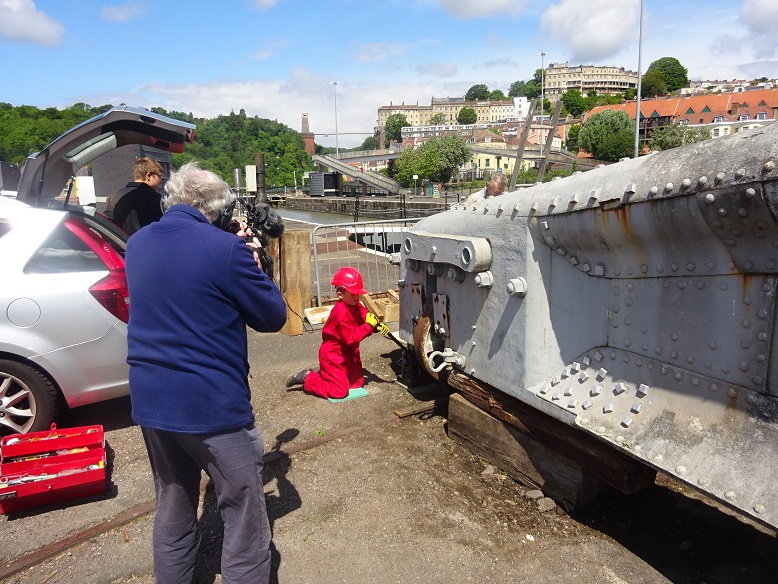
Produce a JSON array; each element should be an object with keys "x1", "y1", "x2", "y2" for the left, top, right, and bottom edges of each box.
[
  {"x1": 105, "y1": 157, "x2": 164, "y2": 234},
  {"x1": 125, "y1": 161, "x2": 287, "y2": 584}
]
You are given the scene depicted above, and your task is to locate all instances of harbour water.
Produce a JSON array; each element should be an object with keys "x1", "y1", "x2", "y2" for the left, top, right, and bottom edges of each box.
[{"x1": 277, "y1": 207, "x2": 352, "y2": 226}]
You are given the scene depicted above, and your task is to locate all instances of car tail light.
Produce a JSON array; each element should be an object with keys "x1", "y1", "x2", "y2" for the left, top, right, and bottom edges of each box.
[{"x1": 62, "y1": 217, "x2": 129, "y2": 323}]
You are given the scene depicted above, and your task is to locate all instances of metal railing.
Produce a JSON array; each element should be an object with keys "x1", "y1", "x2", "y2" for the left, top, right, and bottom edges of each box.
[{"x1": 312, "y1": 218, "x2": 422, "y2": 306}]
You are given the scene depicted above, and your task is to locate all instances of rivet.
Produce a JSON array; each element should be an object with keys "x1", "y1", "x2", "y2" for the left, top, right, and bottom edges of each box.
[
  {"x1": 687, "y1": 262, "x2": 695, "y2": 271},
  {"x1": 739, "y1": 362, "x2": 749, "y2": 372},
  {"x1": 722, "y1": 365, "x2": 731, "y2": 374},
  {"x1": 610, "y1": 352, "x2": 617, "y2": 360},
  {"x1": 735, "y1": 168, "x2": 746, "y2": 178},
  {"x1": 710, "y1": 383, "x2": 718, "y2": 392},
  {"x1": 713, "y1": 220, "x2": 723, "y2": 228},
  {"x1": 725, "y1": 490, "x2": 737, "y2": 501},
  {"x1": 642, "y1": 342, "x2": 649, "y2": 351},
  {"x1": 674, "y1": 371, "x2": 683, "y2": 381},
  {"x1": 744, "y1": 295, "x2": 753, "y2": 305},
  {"x1": 616, "y1": 435, "x2": 625, "y2": 444},
  {"x1": 623, "y1": 355, "x2": 631, "y2": 363},
  {"x1": 708, "y1": 262, "x2": 715, "y2": 270},
  {"x1": 756, "y1": 353, "x2": 767, "y2": 363},
  {"x1": 754, "y1": 504, "x2": 766, "y2": 514},
  {"x1": 614, "y1": 268, "x2": 621, "y2": 276},
  {"x1": 671, "y1": 333, "x2": 679, "y2": 341},
  {"x1": 710, "y1": 341, "x2": 718, "y2": 350},
  {"x1": 654, "y1": 454, "x2": 663, "y2": 463},
  {"x1": 758, "y1": 308, "x2": 769, "y2": 319},
  {"x1": 657, "y1": 264, "x2": 664, "y2": 273},
  {"x1": 626, "y1": 267, "x2": 634, "y2": 275},
  {"x1": 641, "y1": 326, "x2": 648, "y2": 333},
  {"x1": 625, "y1": 316, "x2": 633, "y2": 325},
  {"x1": 678, "y1": 281, "x2": 687, "y2": 289},
  {"x1": 764, "y1": 160, "x2": 775, "y2": 172},
  {"x1": 728, "y1": 387, "x2": 737, "y2": 398},
  {"x1": 742, "y1": 319, "x2": 751, "y2": 328},
  {"x1": 664, "y1": 182, "x2": 674, "y2": 192},
  {"x1": 741, "y1": 339, "x2": 751, "y2": 348},
  {"x1": 745, "y1": 260, "x2": 754, "y2": 270},
  {"x1": 719, "y1": 282, "x2": 728, "y2": 291},
  {"x1": 696, "y1": 281, "x2": 706, "y2": 289},
  {"x1": 647, "y1": 362, "x2": 654, "y2": 370},
  {"x1": 753, "y1": 376, "x2": 763, "y2": 385},
  {"x1": 698, "y1": 476, "x2": 710, "y2": 486},
  {"x1": 766, "y1": 260, "x2": 776, "y2": 270},
  {"x1": 649, "y1": 185, "x2": 659, "y2": 196},
  {"x1": 762, "y1": 283, "x2": 772, "y2": 292},
  {"x1": 704, "y1": 193, "x2": 715, "y2": 204},
  {"x1": 718, "y1": 208, "x2": 728, "y2": 217},
  {"x1": 597, "y1": 426, "x2": 606, "y2": 434},
  {"x1": 676, "y1": 466, "x2": 687, "y2": 474},
  {"x1": 758, "y1": 331, "x2": 768, "y2": 341},
  {"x1": 636, "y1": 359, "x2": 643, "y2": 367},
  {"x1": 715, "y1": 171, "x2": 726, "y2": 183},
  {"x1": 682, "y1": 178, "x2": 692, "y2": 188},
  {"x1": 640, "y1": 264, "x2": 648, "y2": 273},
  {"x1": 661, "y1": 365, "x2": 668, "y2": 375},
  {"x1": 662, "y1": 280, "x2": 671, "y2": 289},
  {"x1": 726, "y1": 239, "x2": 736, "y2": 246},
  {"x1": 705, "y1": 360, "x2": 713, "y2": 369},
  {"x1": 670, "y1": 350, "x2": 678, "y2": 359},
  {"x1": 745, "y1": 187, "x2": 756, "y2": 198},
  {"x1": 692, "y1": 377, "x2": 700, "y2": 386},
  {"x1": 671, "y1": 262, "x2": 679, "y2": 272},
  {"x1": 746, "y1": 394, "x2": 757, "y2": 405},
  {"x1": 470, "y1": 369, "x2": 476, "y2": 375},
  {"x1": 655, "y1": 346, "x2": 663, "y2": 355},
  {"x1": 738, "y1": 208, "x2": 748, "y2": 217}
]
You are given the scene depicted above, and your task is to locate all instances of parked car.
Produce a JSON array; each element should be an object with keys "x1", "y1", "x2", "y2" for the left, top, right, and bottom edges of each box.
[{"x1": 0, "y1": 107, "x2": 195, "y2": 435}]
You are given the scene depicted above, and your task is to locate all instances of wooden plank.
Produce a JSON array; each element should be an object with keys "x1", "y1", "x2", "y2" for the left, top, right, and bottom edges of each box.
[
  {"x1": 393, "y1": 401, "x2": 437, "y2": 418},
  {"x1": 360, "y1": 293, "x2": 383, "y2": 318},
  {"x1": 279, "y1": 230, "x2": 312, "y2": 309},
  {"x1": 446, "y1": 372, "x2": 656, "y2": 494},
  {"x1": 448, "y1": 394, "x2": 603, "y2": 509},
  {"x1": 386, "y1": 289, "x2": 400, "y2": 301},
  {"x1": 280, "y1": 287, "x2": 303, "y2": 336},
  {"x1": 374, "y1": 298, "x2": 399, "y2": 323}
]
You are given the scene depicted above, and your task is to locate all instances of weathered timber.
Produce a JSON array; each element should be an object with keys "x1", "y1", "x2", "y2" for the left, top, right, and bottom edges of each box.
[
  {"x1": 278, "y1": 230, "x2": 311, "y2": 336},
  {"x1": 448, "y1": 393, "x2": 604, "y2": 509},
  {"x1": 393, "y1": 402, "x2": 438, "y2": 418},
  {"x1": 446, "y1": 371, "x2": 656, "y2": 494}
]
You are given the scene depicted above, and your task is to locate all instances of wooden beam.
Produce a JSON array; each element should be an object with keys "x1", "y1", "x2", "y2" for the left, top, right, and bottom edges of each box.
[{"x1": 446, "y1": 371, "x2": 656, "y2": 494}]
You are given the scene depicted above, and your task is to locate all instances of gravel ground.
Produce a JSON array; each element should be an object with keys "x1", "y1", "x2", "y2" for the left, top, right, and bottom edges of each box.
[{"x1": 1, "y1": 330, "x2": 776, "y2": 584}]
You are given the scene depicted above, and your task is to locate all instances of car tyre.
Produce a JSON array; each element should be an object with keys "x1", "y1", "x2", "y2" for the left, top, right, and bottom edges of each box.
[{"x1": 0, "y1": 359, "x2": 59, "y2": 436}]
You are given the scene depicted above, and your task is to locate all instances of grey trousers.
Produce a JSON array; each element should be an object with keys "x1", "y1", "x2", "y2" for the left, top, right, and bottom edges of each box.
[{"x1": 141, "y1": 424, "x2": 271, "y2": 584}]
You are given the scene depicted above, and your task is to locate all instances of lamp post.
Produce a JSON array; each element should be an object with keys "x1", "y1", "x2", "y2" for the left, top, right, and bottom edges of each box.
[
  {"x1": 634, "y1": 0, "x2": 644, "y2": 158},
  {"x1": 332, "y1": 81, "x2": 339, "y2": 158},
  {"x1": 537, "y1": 51, "x2": 548, "y2": 154}
]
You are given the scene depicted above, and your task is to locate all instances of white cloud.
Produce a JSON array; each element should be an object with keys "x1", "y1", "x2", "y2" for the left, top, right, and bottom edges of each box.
[
  {"x1": 101, "y1": 4, "x2": 145, "y2": 23},
  {"x1": 249, "y1": 0, "x2": 279, "y2": 10},
  {"x1": 353, "y1": 42, "x2": 412, "y2": 63},
  {"x1": 740, "y1": 0, "x2": 778, "y2": 58},
  {"x1": 252, "y1": 49, "x2": 275, "y2": 60},
  {"x1": 416, "y1": 61, "x2": 458, "y2": 78},
  {"x1": 0, "y1": 0, "x2": 64, "y2": 46},
  {"x1": 540, "y1": 0, "x2": 640, "y2": 64},
  {"x1": 436, "y1": 0, "x2": 529, "y2": 19}
]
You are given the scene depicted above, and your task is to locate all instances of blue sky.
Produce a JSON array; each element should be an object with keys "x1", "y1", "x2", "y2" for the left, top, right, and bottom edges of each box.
[{"x1": 2, "y1": 0, "x2": 777, "y2": 148}]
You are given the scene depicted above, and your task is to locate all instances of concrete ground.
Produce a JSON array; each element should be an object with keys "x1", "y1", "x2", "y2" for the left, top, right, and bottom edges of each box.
[{"x1": 1, "y1": 329, "x2": 776, "y2": 584}]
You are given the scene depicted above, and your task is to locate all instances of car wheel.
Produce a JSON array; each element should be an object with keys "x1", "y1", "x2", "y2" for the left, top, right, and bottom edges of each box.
[{"x1": 0, "y1": 360, "x2": 59, "y2": 436}]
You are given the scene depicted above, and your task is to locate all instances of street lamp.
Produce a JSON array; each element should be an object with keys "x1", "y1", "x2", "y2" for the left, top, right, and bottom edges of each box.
[
  {"x1": 332, "y1": 81, "x2": 339, "y2": 158},
  {"x1": 537, "y1": 51, "x2": 548, "y2": 154},
  {"x1": 634, "y1": 0, "x2": 644, "y2": 158}
]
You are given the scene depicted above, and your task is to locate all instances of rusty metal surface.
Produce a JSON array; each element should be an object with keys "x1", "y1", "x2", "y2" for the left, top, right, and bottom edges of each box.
[{"x1": 398, "y1": 123, "x2": 778, "y2": 530}]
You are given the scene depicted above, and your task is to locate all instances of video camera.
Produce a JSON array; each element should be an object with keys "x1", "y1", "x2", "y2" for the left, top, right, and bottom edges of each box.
[{"x1": 225, "y1": 197, "x2": 285, "y2": 278}]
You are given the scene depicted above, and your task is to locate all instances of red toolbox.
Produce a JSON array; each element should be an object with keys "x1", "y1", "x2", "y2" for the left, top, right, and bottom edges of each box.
[{"x1": 0, "y1": 424, "x2": 107, "y2": 514}]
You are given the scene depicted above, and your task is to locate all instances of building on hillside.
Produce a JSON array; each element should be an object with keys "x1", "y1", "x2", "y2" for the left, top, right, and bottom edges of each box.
[
  {"x1": 544, "y1": 62, "x2": 638, "y2": 101},
  {"x1": 377, "y1": 96, "x2": 528, "y2": 134},
  {"x1": 583, "y1": 88, "x2": 778, "y2": 150}
]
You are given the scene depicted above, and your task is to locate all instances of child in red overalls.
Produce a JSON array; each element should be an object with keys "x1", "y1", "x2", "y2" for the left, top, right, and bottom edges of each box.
[{"x1": 286, "y1": 267, "x2": 389, "y2": 399}]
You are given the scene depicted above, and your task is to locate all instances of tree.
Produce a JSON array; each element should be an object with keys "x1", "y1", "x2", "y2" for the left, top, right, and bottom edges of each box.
[
  {"x1": 561, "y1": 90, "x2": 586, "y2": 118},
  {"x1": 648, "y1": 123, "x2": 710, "y2": 151},
  {"x1": 641, "y1": 68, "x2": 667, "y2": 98},
  {"x1": 465, "y1": 84, "x2": 490, "y2": 101},
  {"x1": 393, "y1": 135, "x2": 470, "y2": 186},
  {"x1": 457, "y1": 107, "x2": 477, "y2": 124},
  {"x1": 646, "y1": 57, "x2": 689, "y2": 93},
  {"x1": 489, "y1": 89, "x2": 506, "y2": 101},
  {"x1": 578, "y1": 109, "x2": 635, "y2": 161},
  {"x1": 358, "y1": 136, "x2": 378, "y2": 150},
  {"x1": 429, "y1": 112, "x2": 447, "y2": 125},
  {"x1": 624, "y1": 88, "x2": 636, "y2": 100},
  {"x1": 509, "y1": 79, "x2": 541, "y2": 99},
  {"x1": 383, "y1": 113, "x2": 408, "y2": 146},
  {"x1": 566, "y1": 124, "x2": 581, "y2": 152}
]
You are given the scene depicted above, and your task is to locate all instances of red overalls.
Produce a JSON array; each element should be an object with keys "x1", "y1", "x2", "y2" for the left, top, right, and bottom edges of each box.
[{"x1": 304, "y1": 299, "x2": 374, "y2": 399}]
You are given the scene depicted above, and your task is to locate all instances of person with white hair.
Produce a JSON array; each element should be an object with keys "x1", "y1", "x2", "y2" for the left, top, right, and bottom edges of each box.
[
  {"x1": 464, "y1": 172, "x2": 508, "y2": 204},
  {"x1": 125, "y1": 161, "x2": 287, "y2": 583}
]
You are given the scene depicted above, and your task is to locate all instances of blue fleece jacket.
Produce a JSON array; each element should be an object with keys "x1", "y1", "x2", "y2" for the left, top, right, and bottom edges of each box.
[{"x1": 125, "y1": 204, "x2": 287, "y2": 433}]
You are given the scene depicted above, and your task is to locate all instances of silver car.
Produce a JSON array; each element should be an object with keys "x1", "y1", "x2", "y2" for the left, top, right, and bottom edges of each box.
[{"x1": 0, "y1": 107, "x2": 195, "y2": 435}]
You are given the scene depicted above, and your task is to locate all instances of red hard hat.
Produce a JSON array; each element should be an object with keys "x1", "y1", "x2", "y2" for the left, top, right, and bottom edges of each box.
[{"x1": 332, "y1": 267, "x2": 367, "y2": 295}]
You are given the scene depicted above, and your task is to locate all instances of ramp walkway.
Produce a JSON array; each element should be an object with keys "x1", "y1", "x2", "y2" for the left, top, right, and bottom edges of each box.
[{"x1": 313, "y1": 154, "x2": 404, "y2": 195}]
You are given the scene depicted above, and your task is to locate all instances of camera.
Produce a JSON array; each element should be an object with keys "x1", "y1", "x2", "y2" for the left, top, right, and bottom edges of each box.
[{"x1": 229, "y1": 197, "x2": 285, "y2": 278}]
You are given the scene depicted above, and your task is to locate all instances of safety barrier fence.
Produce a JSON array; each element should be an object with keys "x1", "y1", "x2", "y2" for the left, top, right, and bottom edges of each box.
[{"x1": 312, "y1": 218, "x2": 423, "y2": 306}]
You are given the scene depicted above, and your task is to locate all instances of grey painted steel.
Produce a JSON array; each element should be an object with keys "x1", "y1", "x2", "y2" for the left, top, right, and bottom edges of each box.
[
  {"x1": 312, "y1": 154, "x2": 404, "y2": 195},
  {"x1": 398, "y1": 124, "x2": 778, "y2": 530}
]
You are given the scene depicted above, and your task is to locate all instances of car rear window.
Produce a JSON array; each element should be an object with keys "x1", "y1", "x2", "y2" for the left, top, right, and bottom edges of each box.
[
  {"x1": 24, "y1": 222, "x2": 108, "y2": 273},
  {"x1": 0, "y1": 219, "x2": 10, "y2": 239}
]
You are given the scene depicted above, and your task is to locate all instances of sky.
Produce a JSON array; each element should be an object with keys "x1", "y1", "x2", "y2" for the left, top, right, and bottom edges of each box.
[{"x1": 2, "y1": 0, "x2": 778, "y2": 149}]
